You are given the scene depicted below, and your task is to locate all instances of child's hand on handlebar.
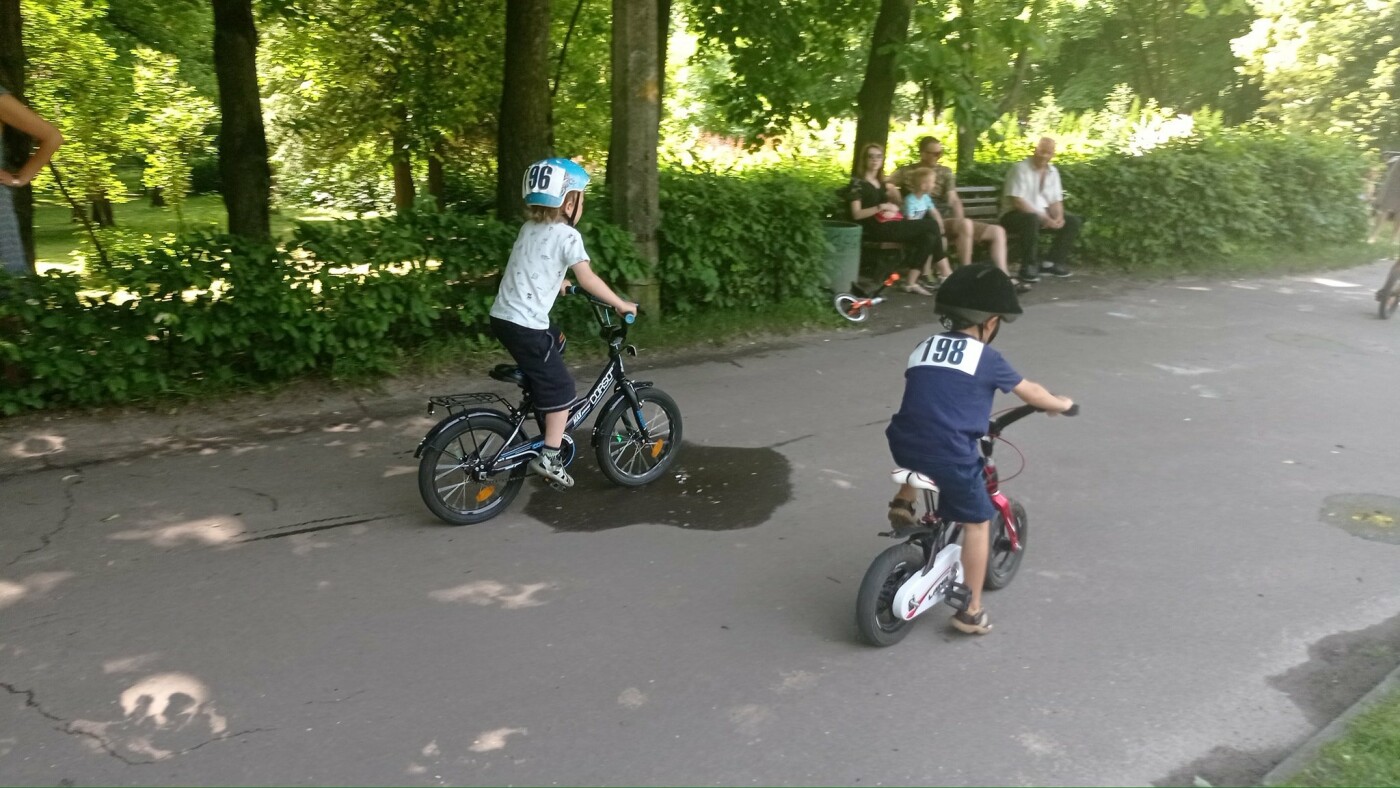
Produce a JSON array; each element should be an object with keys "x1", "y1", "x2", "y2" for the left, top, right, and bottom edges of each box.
[
  {"x1": 617, "y1": 301, "x2": 639, "y2": 318},
  {"x1": 1047, "y1": 396, "x2": 1074, "y2": 415},
  {"x1": 560, "y1": 280, "x2": 574, "y2": 296}
]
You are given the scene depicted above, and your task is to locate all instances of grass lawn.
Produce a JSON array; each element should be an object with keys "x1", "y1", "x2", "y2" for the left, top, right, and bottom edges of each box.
[
  {"x1": 1282, "y1": 683, "x2": 1400, "y2": 786},
  {"x1": 34, "y1": 193, "x2": 344, "y2": 271}
]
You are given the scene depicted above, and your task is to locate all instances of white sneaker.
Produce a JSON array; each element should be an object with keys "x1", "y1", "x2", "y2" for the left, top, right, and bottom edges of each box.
[{"x1": 528, "y1": 451, "x2": 574, "y2": 488}]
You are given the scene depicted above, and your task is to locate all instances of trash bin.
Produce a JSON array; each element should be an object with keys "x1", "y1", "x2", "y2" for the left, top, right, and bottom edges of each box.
[{"x1": 821, "y1": 220, "x2": 862, "y2": 293}]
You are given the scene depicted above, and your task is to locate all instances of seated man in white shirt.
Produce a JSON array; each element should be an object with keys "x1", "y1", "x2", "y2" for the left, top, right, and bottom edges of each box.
[{"x1": 999, "y1": 137, "x2": 1083, "y2": 281}]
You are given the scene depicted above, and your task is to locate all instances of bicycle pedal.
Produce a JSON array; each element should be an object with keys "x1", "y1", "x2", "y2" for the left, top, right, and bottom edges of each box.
[{"x1": 944, "y1": 582, "x2": 971, "y2": 611}]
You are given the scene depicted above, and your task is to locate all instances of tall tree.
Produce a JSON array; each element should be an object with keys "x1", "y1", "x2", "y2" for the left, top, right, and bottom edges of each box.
[
  {"x1": 212, "y1": 0, "x2": 271, "y2": 240},
  {"x1": 0, "y1": 0, "x2": 32, "y2": 271},
  {"x1": 496, "y1": 0, "x2": 552, "y2": 220},
  {"x1": 851, "y1": 0, "x2": 913, "y2": 175},
  {"x1": 610, "y1": 0, "x2": 662, "y2": 312}
]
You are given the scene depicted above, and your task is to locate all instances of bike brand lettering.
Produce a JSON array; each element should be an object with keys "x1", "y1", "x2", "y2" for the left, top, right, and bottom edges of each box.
[{"x1": 588, "y1": 370, "x2": 615, "y2": 409}]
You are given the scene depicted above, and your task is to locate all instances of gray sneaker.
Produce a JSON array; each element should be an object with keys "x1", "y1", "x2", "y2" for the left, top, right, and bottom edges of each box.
[
  {"x1": 529, "y1": 450, "x2": 574, "y2": 488},
  {"x1": 1044, "y1": 263, "x2": 1073, "y2": 278},
  {"x1": 1019, "y1": 266, "x2": 1041, "y2": 283}
]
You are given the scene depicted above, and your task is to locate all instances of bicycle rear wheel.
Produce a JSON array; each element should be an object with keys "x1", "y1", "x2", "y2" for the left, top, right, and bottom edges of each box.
[
  {"x1": 855, "y1": 543, "x2": 923, "y2": 647},
  {"x1": 985, "y1": 499, "x2": 1027, "y2": 589},
  {"x1": 418, "y1": 413, "x2": 525, "y2": 525},
  {"x1": 1380, "y1": 266, "x2": 1400, "y2": 320}
]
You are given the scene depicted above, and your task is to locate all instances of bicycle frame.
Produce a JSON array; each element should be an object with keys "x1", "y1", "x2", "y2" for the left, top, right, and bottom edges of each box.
[
  {"x1": 885, "y1": 406, "x2": 1042, "y2": 621},
  {"x1": 416, "y1": 297, "x2": 653, "y2": 477}
]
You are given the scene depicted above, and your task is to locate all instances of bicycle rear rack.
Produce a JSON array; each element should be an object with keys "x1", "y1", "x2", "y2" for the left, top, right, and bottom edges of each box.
[{"x1": 426, "y1": 392, "x2": 515, "y2": 416}]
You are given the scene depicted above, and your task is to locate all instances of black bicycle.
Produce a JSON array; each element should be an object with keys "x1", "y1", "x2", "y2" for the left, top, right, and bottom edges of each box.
[
  {"x1": 415, "y1": 289, "x2": 683, "y2": 525},
  {"x1": 1378, "y1": 257, "x2": 1400, "y2": 320}
]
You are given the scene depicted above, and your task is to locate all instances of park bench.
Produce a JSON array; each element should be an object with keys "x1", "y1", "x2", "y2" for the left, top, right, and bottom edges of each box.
[{"x1": 860, "y1": 185, "x2": 1002, "y2": 271}]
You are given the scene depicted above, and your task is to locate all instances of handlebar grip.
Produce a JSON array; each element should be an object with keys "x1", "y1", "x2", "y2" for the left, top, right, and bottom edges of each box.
[
  {"x1": 565, "y1": 284, "x2": 580, "y2": 296},
  {"x1": 1062, "y1": 404, "x2": 1079, "y2": 417},
  {"x1": 624, "y1": 312, "x2": 636, "y2": 324}
]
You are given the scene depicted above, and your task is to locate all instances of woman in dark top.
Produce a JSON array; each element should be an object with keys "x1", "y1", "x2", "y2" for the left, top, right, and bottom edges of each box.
[{"x1": 845, "y1": 142, "x2": 948, "y2": 295}]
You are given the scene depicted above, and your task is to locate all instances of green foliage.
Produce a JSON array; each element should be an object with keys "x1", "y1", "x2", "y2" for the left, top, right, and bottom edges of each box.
[
  {"x1": 1235, "y1": 0, "x2": 1400, "y2": 150},
  {"x1": 132, "y1": 48, "x2": 217, "y2": 224},
  {"x1": 1060, "y1": 128, "x2": 1368, "y2": 269},
  {"x1": 24, "y1": 0, "x2": 132, "y2": 206},
  {"x1": 656, "y1": 167, "x2": 831, "y2": 312}
]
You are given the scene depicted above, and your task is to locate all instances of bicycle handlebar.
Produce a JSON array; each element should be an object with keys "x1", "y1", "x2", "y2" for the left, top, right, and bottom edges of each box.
[
  {"x1": 990, "y1": 401, "x2": 1079, "y2": 435},
  {"x1": 565, "y1": 285, "x2": 639, "y2": 323}
]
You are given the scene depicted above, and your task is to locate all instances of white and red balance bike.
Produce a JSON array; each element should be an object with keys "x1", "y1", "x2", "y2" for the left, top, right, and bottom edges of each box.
[{"x1": 855, "y1": 403, "x2": 1078, "y2": 646}]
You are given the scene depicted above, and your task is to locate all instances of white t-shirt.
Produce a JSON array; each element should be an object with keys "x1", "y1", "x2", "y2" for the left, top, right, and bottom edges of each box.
[
  {"x1": 489, "y1": 221, "x2": 588, "y2": 330},
  {"x1": 1002, "y1": 158, "x2": 1064, "y2": 214}
]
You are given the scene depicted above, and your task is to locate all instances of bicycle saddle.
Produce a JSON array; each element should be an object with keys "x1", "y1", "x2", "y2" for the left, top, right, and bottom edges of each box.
[
  {"x1": 489, "y1": 364, "x2": 528, "y2": 388},
  {"x1": 890, "y1": 468, "x2": 940, "y2": 491}
]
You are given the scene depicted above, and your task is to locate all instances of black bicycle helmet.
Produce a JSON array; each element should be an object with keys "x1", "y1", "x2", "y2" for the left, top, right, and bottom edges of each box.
[{"x1": 935, "y1": 264, "x2": 1023, "y2": 328}]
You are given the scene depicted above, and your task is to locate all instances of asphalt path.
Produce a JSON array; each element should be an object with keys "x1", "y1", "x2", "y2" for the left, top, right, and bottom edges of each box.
[{"x1": 3, "y1": 260, "x2": 1399, "y2": 786}]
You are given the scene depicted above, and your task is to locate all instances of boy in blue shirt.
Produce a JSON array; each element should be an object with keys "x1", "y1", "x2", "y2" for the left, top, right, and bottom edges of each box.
[
  {"x1": 885, "y1": 265, "x2": 1073, "y2": 634},
  {"x1": 490, "y1": 157, "x2": 636, "y2": 489}
]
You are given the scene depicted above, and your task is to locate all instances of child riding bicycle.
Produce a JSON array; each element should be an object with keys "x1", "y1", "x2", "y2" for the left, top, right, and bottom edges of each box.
[
  {"x1": 489, "y1": 157, "x2": 637, "y2": 489},
  {"x1": 885, "y1": 265, "x2": 1073, "y2": 634}
]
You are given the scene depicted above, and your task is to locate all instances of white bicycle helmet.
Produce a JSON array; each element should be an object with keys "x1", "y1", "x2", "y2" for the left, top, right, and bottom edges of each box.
[{"x1": 522, "y1": 157, "x2": 591, "y2": 208}]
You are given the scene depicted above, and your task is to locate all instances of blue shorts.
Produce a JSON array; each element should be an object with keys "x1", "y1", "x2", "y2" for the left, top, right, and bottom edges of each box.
[{"x1": 902, "y1": 460, "x2": 995, "y2": 524}]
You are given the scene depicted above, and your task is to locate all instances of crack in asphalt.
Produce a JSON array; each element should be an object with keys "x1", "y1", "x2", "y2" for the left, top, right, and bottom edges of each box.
[
  {"x1": 231, "y1": 486, "x2": 281, "y2": 513},
  {"x1": 1, "y1": 680, "x2": 147, "y2": 765},
  {"x1": 1, "y1": 681, "x2": 274, "y2": 765},
  {"x1": 240, "y1": 514, "x2": 392, "y2": 542},
  {"x1": 6, "y1": 469, "x2": 84, "y2": 567}
]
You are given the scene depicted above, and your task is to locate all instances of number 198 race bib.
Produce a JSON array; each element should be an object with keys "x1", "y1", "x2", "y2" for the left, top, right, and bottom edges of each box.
[{"x1": 908, "y1": 334, "x2": 985, "y2": 375}]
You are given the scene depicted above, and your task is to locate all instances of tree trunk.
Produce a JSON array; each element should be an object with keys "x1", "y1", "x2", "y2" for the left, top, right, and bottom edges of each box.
[
  {"x1": 89, "y1": 193, "x2": 116, "y2": 227},
  {"x1": 610, "y1": 0, "x2": 662, "y2": 314},
  {"x1": 852, "y1": 0, "x2": 914, "y2": 177},
  {"x1": 496, "y1": 0, "x2": 552, "y2": 221},
  {"x1": 150, "y1": 187, "x2": 166, "y2": 208},
  {"x1": 427, "y1": 137, "x2": 446, "y2": 212},
  {"x1": 0, "y1": 0, "x2": 34, "y2": 273},
  {"x1": 212, "y1": 0, "x2": 271, "y2": 241},
  {"x1": 391, "y1": 112, "x2": 415, "y2": 211}
]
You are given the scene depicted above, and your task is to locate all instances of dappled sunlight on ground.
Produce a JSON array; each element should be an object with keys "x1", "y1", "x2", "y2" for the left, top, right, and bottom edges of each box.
[
  {"x1": 109, "y1": 515, "x2": 247, "y2": 548},
  {"x1": 63, "y1": 671, "x2": 243, "y2": 763},
  {"x1": 468, "y1": 727, "x2": 527, "y2": 753},
  {"x1": 5, "y1": 433, "x2": 66, "y2": 461},
  {"x1": 0, "y1": 571, "x2": 75, "y2": 610},
  {"x1": 429, "y1": 580, "x2": 554, "y2": 609}
]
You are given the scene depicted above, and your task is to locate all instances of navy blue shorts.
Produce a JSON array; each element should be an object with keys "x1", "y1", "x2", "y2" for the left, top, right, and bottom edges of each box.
[
  {"x1": 490, "y1": 317, "x2": 576, "y2": 413},
  {"x1": 899, "y1": 459, "x2": 995, "y2": 524}
]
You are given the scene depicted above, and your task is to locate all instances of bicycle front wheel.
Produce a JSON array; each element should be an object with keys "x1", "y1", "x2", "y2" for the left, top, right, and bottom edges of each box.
[
  {"x1": 855, "y1": 543, "x2": 923, "y2": 647},
  {"x1": 594, "y1": 388, "x2": 683, "y2": 487},
  {"x1": 418, "y1": 413, "x2": 525, "y2": 525},
  {"x1": 985, "y1": 499, "x2": 1028, "y2": 589},
  {"x1": 1380, "y1": 267, "x2": 1400, "y2": 320},
  {"x1": 834, "y1": 294, "x2": 869, "y2": 322}
]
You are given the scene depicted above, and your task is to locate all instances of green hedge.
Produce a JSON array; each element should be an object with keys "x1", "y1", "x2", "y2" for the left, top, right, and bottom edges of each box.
[
  {"x1": 960, "y1": 129, "x2": 1368, "y2": 269},
  {"x1": 0, "y1": 132, "x2": 1371, "y2": 414}
]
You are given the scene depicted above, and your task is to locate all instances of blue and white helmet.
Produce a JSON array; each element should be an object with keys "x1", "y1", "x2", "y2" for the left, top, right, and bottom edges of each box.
[{"x1": 522, "y1": 157, "x2": 591, "y2": 208}]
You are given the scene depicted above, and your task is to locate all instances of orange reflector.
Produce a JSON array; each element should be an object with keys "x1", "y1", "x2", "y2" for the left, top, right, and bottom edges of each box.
[
  {"x1": 651, "y1": 440, "x2": 665, "y2": 458},
  {"x1": 475, "y1": 486, "x2": 496, "y2": 503}
]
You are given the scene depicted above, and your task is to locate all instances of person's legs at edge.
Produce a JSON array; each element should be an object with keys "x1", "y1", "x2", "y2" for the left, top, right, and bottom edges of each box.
[
  {"x1": 976, "y1": 222, "x2": 1010, "y2": 276},
  {"x1": 952, "y1": 217, "x2": 974, "y2": 267},
  {"x1": 1044, "y1": 213, "x2": 1082, "y2": 275},
  {"x1": 1000, "y1": 210, "x2": 1041, "y2": 281}
]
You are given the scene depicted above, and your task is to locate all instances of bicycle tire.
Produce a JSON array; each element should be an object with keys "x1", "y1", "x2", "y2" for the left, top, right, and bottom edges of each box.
[
  {"x1": 855, "y1": 543, "x2": 923, "y2": 647},
  {"x1": 594, "y1": 387, "x2": 683, "y2": 487},
  {"x1": 834, "y1": 294, "x2": 869, "y2": 323},
  {"x1": 984, "y1": 499, "x2": 1027, "y2": 589},
  {"x1": 1380, "y1": 267, "x2": 1400, "y2": 320},
  {"x1": 418, "y1": 413, "x2": 525, "y2": 525}
]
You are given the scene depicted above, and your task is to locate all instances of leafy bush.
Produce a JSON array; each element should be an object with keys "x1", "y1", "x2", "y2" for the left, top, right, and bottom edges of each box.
[
  {"x1": 657, "y1": 167, "x2": 832, "y2": 312},
  {"x1": 961, "y1": 128, "x2": 1367, "y2": 270}
]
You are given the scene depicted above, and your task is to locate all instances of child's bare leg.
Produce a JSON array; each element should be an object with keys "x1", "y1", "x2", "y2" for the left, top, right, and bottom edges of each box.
[
  {"x1": 960, "y1": 521, "x2": 989, "y2": 612},
  {"x1": 543, "y1": 409, "x2": 569, "y2": 449},
  {"x1": 935, "y1": 257, "x2": 953, "y2": 279}
]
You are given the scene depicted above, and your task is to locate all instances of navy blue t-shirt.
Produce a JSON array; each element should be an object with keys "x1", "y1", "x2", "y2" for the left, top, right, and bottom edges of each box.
[{"x1": 886, "y1": 332, "x2": 1024, "y2": 469}]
